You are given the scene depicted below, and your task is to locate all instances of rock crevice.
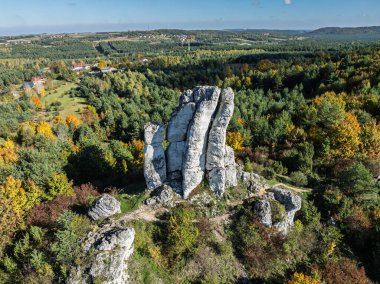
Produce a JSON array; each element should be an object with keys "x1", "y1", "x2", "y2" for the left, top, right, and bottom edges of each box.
[{"x1": 144, "y1": 86, "x2": 237, "y2": 199}]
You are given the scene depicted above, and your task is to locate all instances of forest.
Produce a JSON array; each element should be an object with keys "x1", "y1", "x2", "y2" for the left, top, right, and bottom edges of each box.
[{"x1": 0, "y1": 30, "x2": 379, "y2": 283}]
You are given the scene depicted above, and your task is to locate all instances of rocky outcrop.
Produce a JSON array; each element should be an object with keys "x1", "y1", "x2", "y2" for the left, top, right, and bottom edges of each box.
[
  {"x1": 206, "y1": 88, "x2": 235, "y2": 196},
  {"x1": 145, "y1": 184, "x2": 179, "y2": 208},
  {"x1": 144, "y1": 86, "x2": 238, "y2": 199},
  {"x1": 254, "y1": 188, "x2": 302, "y2": 235},
  {"x1": 237, "y1": 165, "x2": 268, "y2": 194},
  {"x1": 182, "y1": 87, "x2": 221, "y2": 199},
  {"x1": 88, "y1": 194, "x2": 121, "y2": 221},
  {"x1": 144, "y1": 123, "x2": 166, "y2": 190},
  {"x1": 68, "y1": 226, "x2": 135, "y2": 284}
]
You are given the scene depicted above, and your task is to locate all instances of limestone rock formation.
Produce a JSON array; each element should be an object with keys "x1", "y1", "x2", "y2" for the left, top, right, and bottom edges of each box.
[
  {"x1": 88, "y1": 194, "x2": 121, "y2": 221},
  {"x1": 254, "y1": 188, "x2": 302, "y2": 235},
  {"x1": 68, "y1": 226, "x2": 135, "y2": 284},
  {"x1": 144, "y1": 122, "x2": 166, "y2": 190},
  {"x1": 237, "y1": 165, "x2": 268, "y2": 194},
  {"x1": 145, "y1": 184, "x2": 179, "y2": 208},
  {"x1": 182, "y1": 87, "x2": 221, "y2": 198},
  {"x1": 144, "y1": 86, "x2": 238, "y2": 199}
]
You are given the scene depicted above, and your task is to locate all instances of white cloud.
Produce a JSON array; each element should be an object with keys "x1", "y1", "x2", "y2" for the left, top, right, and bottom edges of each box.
[{"x1": 284, "y1": 0, "x2": 292, "y2": 5}]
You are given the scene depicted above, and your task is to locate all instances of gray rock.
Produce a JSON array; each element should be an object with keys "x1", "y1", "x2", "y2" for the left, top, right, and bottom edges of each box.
[
  {"x1": 166, "y1": 141, "x2": 186, "y2": 173},
  {"x1": 68, "y1": 227, "x2": 135, "y2": 284},
  {"x1": 167, "y1": 103, "x2": 196, "y2": 142},
  {"x1": 144, "y1": 122, "x2": 165, "y2": 145},
  {"x1": 182, "y1": 87, "x2": 221, "y2": 199},
  {"x1": 254, "y1": 188, "x2": 302, "y2": 235},
  {"x1": 88, "y1": 194, "x2": 121, "y2": 221},
  {"x1": 145, "y1": 184, "x2": 178, "y2": 208},
  {"x1": 237, "y1": 165, "x2": 267, "y2": 194},
  {"x1": 268, "y1": 188, "x2": 302, "y2": 235},
  {"x1": 208, "y1": 168, "x2": 226, "y2": 197},
  {"x1": 254, "y1": 200, "x2": 272, "y2": 227},
  {"x1": 144, "y1": 122, "x2": 166, "y2": 190},
  {"x1": 206, "y1": 88, "x2": 235, "y2": 170},
  {"x1": 225, "y1": 146, "x2": 238, "y2": 188},
  {"x1": 143, "y1": 86, "x2": 238, "y2": 199}
]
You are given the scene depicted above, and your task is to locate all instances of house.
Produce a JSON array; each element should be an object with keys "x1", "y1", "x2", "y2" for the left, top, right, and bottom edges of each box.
[
  {"x1": 31, "y1": 75, "x2": 47, "y2": 86},
  {"x1": 71, "y1": 63, "x2": 91, "y2": 72}
]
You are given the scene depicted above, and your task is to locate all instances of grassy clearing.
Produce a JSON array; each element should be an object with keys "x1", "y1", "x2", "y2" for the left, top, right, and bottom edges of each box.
[{"x1": 41, "y1": 81, "x2": 86, "y2": 120}]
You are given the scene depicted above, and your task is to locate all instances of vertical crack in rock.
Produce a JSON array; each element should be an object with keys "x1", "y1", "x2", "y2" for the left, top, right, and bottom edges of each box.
[
  {"x1": 182, "y1": 87, "x2": 221, "y2": 199},
  {"x1": 144, "y1": 122, "x2": 166, "y2": 190},
  {"x1": 206, "y1": 88, "x2": 235, "y2": 196},
  {"x1": 144, "y1": 86, "x2": 238, "y2": 200}
]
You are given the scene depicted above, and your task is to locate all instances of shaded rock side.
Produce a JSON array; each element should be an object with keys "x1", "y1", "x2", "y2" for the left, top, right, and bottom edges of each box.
[
  {"x1": 88, "y1": 194, "x2": 121, "y2": 221},
  {"x1": 144, "y1": 122, "x2": 166, "y2": 190},
  {"x1": 68, "y1": 227, "x2": 135, "y2": 284},
  {"x1": 182, "y1": 87, "x2": 221, "y2": 199}
]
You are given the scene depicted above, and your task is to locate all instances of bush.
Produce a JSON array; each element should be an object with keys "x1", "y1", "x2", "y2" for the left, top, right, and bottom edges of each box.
[
  {"x1": 165, "y1": 207, "x2": 199, "y2": 259},
  {"x1": 290, "y1": 171, "x2": 308, "y2": 186}
]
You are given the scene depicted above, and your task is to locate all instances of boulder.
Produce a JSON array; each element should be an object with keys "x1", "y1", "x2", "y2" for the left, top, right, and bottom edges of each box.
[
  {"x1": 144, "y1": 122, "x2": 166, "y2": 190},
  {"x1": 145, "y1": 184, "x2": 179, "y2": 208},
  {"x1": 68, "y1": 226, "x2": 135, "y2": 284},
  {"x1": 254, "y1": 188, "x2": 302, "y2": 235},
  {"x1": 254, "y1": 200, "x2": 272, "y2": 227},
  {"x1": 268, "y1": 188, "x2": 302, "y2": 235},
  {"x1": 88, "y1": 194, "x2": 121, "y2": 221}
]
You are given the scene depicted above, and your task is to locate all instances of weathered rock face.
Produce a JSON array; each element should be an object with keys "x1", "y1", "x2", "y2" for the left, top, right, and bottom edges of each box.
[
  {"x1": 144, "y1": 123, "x2": 166, "y2": 190},
  {"x1": 254, "y1": 188, "x2": 302, "y2": 235},
  {"x1": 182, "y1": 87, "x2": 221, "y2": 198},
  {"x1": 237, "y1": 165, "x2": 267, "y2": 194},
  {"x1": 145, "y1": 184, "x2": 179, "y2": 208},
  {"x1": 68, "y1": 226, "x2": 135, "y2": 284},
  {"x1": 88, "y1": 194, "x2": 121, "y2": 221},
  {"x1": 144, "y1": 86, "x2": 238, "y2": 199}
]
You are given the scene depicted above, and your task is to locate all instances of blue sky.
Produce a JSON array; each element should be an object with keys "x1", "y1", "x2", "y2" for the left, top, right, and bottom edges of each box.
[{"x1": 0, "y1": 0, "x2": 380, "y2": 35}]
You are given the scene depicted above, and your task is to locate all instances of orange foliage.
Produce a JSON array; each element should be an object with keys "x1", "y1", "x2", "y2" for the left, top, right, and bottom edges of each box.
[
  {"x1": 53, "y1": 115, "x2": 65, "y2": 125},
  {"x1": 66, "y1": 114, "x2": 81, "y2": 128},
  {"x1": 126, "y1": 139, "x2": 144, "y2": 170},
  {"x1": 31, "y1": 94, "x2": 43, "y2": 109}
]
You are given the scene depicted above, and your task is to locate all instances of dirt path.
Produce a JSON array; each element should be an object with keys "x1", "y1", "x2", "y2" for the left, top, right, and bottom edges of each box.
[
  {"x1": 115, "y1": 183, "x2": 310, "y2": 225},
  {"x1": 271, "y1": 183, "x2": 312, "y2": 193}
]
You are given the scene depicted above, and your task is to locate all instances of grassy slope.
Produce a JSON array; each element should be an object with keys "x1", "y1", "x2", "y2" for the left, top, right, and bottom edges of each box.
[{"x1": 41, "y1": 81, "x2": 86, "y2": 120}]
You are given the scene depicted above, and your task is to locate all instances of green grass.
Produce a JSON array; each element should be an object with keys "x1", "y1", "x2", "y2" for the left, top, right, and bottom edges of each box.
[
  {"x1": 117, "y1": 192, "x2": 147, "y2": 214},
  {"x1": 41, "y1": 81, "x2": 86, "y2": 120}
]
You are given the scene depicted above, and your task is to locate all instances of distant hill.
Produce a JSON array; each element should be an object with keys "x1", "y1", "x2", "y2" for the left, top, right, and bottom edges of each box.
[{"x1": 310, "y1": 26, "x2": 380, "y2": 35}]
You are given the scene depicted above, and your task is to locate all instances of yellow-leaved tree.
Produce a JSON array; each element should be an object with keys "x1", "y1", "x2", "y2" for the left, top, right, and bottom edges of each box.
[
  {"x1": 329, "y1": 112, "x2": 361, "y2": 159},
  {"x1": 36, "y1": 122, "x2": 55, "y2": 139},
  {"x1": 285, "y1": 272, "x2": 321, "y2": 284},
  {"x1": 226, "y1": 131, "x2": 245, "y2": 151},
  {"x1": 0, "y1": 139, "x2": 18, "y2": 166},
  {"x1": 360, "y1": 120, "x2": 380, "y2": 159}
]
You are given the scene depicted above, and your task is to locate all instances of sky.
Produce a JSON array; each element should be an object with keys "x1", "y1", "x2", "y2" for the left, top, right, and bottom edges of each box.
[{"x1": 0, "y1": 0, "x2": 380, "y2": 36}]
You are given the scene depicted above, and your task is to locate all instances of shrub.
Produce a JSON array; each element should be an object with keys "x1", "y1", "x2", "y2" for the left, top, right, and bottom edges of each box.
[
  {"x1": 166, "y1": 207, "x2": 199, "y2": 259},
  {"x1": 290, "y1": 171, "x2": 308, "y2": 186}
]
